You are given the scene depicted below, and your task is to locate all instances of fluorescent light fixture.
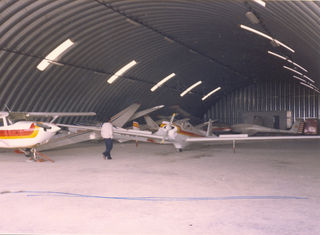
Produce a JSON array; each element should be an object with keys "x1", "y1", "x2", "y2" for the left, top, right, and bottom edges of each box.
[
  {"x1": 107, "y1": 60, "x2": 137, "y2": 84},
  {"x1": 202, "y1": 87, "x2": 221, "y2": 101},
  {"x1": 283, "y1": 66, "x2": 302, "y2": 76},
  {"x1": 48, "y1": 60, "x2": 64, "y2": 66},
  {"x1": 150, "y1": 73, "x2": 175, "y2": 92},
  {"x1": 240, "y1": 25, "x2": 295, "y2": 53},
  {"x1": 126, "y1": 18, "x2": 140, "y2": 26},
  {"x1": 253, "y1": 0, "x2": 266, "y2": 7},
  {"x1": 164, "y1": 37, "x2": 174, "y2": 43},
  {"x1": 300, "y1": 82, "x2": 313, "y2": 89},
  {"x1": 268, "y1": 51, "x2": 308, "y2": 72},
  {"x1": 37, "y1": 39, "x2": 74, "y2": 71},
  {"x1": 180, "y1": 81, "x2": 202, "y2": 97},
  {"x1": 307, "y1": 82, "x2": 320, "y2": 91},
  {"x1": 300, "y1": 82, "x2": 320, "y2": 93},
  {"x1": 292, "y1": 61, "x2": 308, "y2": 73},
  {"x1": 272, "y1": 39, "x2": 295, "y2": 53},
  {"x1": 268, "y1": 51, "x2": 287, "y2": 61},
  {"x1": 303, "y1": 74, "x2": 315, "y2": 83},
  {"x1": 293, "y1": 75, "x2": 306, "y2": 83}
]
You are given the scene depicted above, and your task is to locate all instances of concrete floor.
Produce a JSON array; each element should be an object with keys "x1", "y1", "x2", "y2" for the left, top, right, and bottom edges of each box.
[{"x1": 0, "y1": 140, "x2": 319, "y2": 235}]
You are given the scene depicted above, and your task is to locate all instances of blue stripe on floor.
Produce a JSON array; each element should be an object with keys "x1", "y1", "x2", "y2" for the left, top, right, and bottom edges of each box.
[{"x1": 8, "y1": 191, "x2": 308, "y2": 201}]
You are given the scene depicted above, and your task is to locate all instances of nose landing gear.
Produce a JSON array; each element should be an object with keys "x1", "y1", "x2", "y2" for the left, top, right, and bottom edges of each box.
[{"x1": 20, "y1": 148, "x2": 54, "y2": 163}]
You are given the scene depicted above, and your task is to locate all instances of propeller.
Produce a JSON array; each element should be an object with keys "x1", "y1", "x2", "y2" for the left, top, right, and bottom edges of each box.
[{"x1": 161, "y1": 113, "x2": 176, "y2": 143}]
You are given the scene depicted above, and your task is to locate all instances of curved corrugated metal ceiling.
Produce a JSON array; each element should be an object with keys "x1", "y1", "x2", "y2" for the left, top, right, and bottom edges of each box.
[{"x1": 0, "y1": 0, "x2": 319, "y2": 123}]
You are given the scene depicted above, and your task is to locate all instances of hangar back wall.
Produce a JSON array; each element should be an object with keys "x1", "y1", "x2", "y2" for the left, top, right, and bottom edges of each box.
[{"x1": 206, "y1": 81, "x2": 320, "y2": 125}]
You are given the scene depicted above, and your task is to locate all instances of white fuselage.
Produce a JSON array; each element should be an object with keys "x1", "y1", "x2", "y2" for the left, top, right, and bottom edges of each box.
[
  {"x1": 0, "y1": 121, "x2": 60, "y2": 148},
  {"x1": 155, "y1": 120, "x2": 207, "y2": 149}
]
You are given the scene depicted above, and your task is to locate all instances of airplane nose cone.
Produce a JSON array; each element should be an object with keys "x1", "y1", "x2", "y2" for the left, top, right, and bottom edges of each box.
[{"x1": 51, "y1": 124, "x2": 61, "y2": 133}]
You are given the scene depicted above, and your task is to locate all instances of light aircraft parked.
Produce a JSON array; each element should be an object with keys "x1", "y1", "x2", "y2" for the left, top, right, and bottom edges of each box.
[
  {"x1": 58, "y1": 114, "x2": 320, "y2": 152},
  {"x1": 39, "y1": 103, "x2": 164, "y2": 151},
  {"x1": 0, "y1": 111, "x2": 95, "y2": 161}
]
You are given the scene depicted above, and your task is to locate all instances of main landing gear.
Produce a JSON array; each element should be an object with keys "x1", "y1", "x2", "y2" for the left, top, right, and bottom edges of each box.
[{"x1": 20, "y1": 148, "x2": 54, "y2": 163}]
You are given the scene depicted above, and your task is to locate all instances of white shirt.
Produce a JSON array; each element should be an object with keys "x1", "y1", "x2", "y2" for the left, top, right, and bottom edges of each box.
[{"x1": 101, "y1": 122, "x2": 113, "y2": 139}]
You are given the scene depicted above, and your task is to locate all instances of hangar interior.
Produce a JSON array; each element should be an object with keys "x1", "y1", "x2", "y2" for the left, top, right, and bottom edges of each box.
[{"x1": 1, "y1": 1, "x2": 320, "y2": 234}]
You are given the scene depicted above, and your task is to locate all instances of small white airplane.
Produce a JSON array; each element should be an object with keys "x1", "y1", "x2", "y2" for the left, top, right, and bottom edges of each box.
[
  {"x1": 0, "y1": 111, "x2": 96, "y2": 161},
  {"x1": 59, "y1": 113, "x2": 320, "y2": 152}
]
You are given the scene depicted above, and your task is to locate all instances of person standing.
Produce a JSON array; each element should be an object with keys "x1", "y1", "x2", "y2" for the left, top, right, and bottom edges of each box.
[{"x1": 101, "y1": 121, "x2": 113, "y2": 160}]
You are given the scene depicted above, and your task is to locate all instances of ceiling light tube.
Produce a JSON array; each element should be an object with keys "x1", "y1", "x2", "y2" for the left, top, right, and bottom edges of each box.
[
  {"x1": 291, "y1": 62, "x2": 308, "y2": 73},
  {"x1": 202, "y1": 87, "x2": 221, "y2": 101},
  {"x1": 272, "y1": 39, "x2": 295, "y2": 53},
  {"x1": 253, "y1": 0, "x2": 266, "y2": 7},
  {"x1": 150, "y1": 73, "x2": 175, "y2": 92},
  {"x1": 283, "y1": 66, "x2": 302, "y2": 76},
  {"x1": 268, "y1": 51, "x2": 287, "y2": 61},
  {"x1": 164, "y1": 37, "x2": 174, "y2": 43},
  {"x1": 268, "y1": 51, "x2": 308, "y2": 73},
  {"x1": 300, "y1": 82, "x2": 313, "y2": 89},
  {"x1": 180, "y1": 81, "x2": 202, "y2": 97},
  {"x1": 307, "y1": 82, "x2": 320, "y2": 91},
  {"x1": 126, "y1": 18, "x2": 140, "y2": 26},
  {"x1": 303, "y1": 74, "x2": 315, "y2": 83},
  {"x1": 107, "y1": 60, "x2": 137, "y2": 84},
  {"x1": 240, "y1": 25, "x2": 294, "y2": 53},
  {"x1": 293, "y1": 75, "x2": 306, "y2": 83},
  {"x1": 240, "y1": 24, "x2": 272, "y2": 40},
  {"x1": 300, "y1": 82, "x2": 320, "y2": 93},
  {"x1": 37, "y1": 39, "x2": 74, "y2": 71}
]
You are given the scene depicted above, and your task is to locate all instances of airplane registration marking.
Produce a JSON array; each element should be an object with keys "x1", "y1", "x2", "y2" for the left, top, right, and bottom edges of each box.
[{"x1": 0, "y1": 123, "x2": 40, "y2": 139}]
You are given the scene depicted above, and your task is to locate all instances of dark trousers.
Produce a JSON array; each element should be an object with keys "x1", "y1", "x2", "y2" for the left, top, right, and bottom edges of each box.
[{"x1": 103, "y1": 138, "x2": 113, "y2": 158}]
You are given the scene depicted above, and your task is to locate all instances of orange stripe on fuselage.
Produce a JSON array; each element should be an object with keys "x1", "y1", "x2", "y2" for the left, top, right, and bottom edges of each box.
[
  {"x1": 0, "y1": 123, "x2": 39, "y2": 139},
  {"x1": 177, "y1": 128, "x2": 203, "y2": 137}
]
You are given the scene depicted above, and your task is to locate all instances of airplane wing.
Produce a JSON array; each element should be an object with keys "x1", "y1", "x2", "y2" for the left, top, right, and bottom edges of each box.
[
  {"x1": 24, "y1": 112, "x2": 96, "y2": 117},
  {"x1": 58, "y1": 123, "x2": 164, "y2": 140},
  {"x1": 186, "y1": 134, "x2": 320, "y2": 143},
  {"x1": 9, "y1": 112, "x2": 96, "y2": 122}
]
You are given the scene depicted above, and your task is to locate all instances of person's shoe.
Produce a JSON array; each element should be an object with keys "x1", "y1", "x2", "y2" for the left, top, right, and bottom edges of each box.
[
  {"x1": 107, "y1": 157, "x2": 112, "y2": 160},
  {"x1": 102, "y1": 155, "x2": 106, "y2": 160}
]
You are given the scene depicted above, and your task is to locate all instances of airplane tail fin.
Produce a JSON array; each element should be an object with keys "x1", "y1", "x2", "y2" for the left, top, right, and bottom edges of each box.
[
  {"x1": 206, "y1": 119, "x2": 213, "y2": 137},
  {"x1": 129, "y1": 105, "x2": 164, "y2": 122},
  {"x1": 110, "y1": 103, "x2": 141, "y2": 127},
  {"x1": 144, "y1": 115, "x2": 159, "y2": 131},
  {"x1": 289, "y1": 120, "x2": 304, "y2": 134}
]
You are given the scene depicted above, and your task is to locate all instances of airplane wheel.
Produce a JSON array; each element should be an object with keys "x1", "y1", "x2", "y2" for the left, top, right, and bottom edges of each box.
[{"x1": 23, "y1": 148, "x2": 32, "y2": 157}]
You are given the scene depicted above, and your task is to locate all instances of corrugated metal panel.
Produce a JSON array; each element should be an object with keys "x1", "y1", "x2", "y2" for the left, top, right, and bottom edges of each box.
[
  {"x1": 206, "y1": 80, "x2": 320, "y2": 124},
  {"x1": 0, "y1": 0, "x2": 319, "y2": 123}
]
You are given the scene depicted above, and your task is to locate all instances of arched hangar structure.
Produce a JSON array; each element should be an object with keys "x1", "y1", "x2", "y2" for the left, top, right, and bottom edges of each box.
[{"x1": 0, "y1": 0, "x2": 319, "y2": 124}]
